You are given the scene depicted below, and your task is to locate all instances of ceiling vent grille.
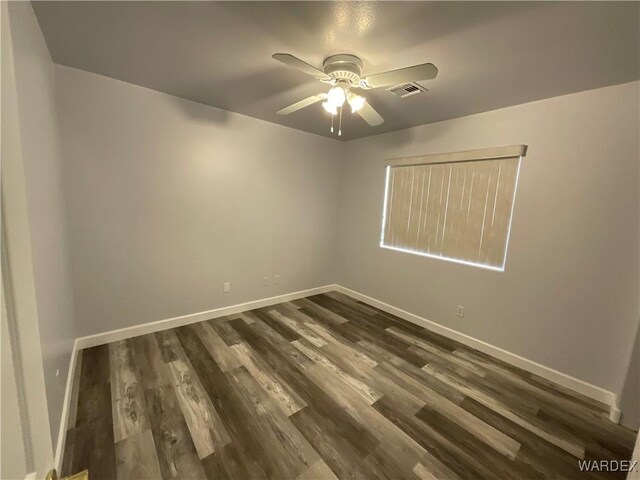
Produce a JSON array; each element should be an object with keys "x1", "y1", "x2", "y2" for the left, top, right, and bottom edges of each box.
[{"x1": 387, "y1": 82, "x2": 427, "y2": 98}]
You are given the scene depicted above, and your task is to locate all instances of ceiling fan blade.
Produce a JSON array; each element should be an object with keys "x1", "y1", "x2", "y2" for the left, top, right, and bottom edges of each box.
[
  {"x1": 272, "y1": 53, "x2": 331, "y2": 81},
  {"x1": 276, "y1": 94, "x2": 325, "y2": 115},
  {"x1": 357, "y1": 101, "x2": 384, "y2": 126},
  {"x1": 362, "y1": 63, "x2": 438, "y2": 89}
]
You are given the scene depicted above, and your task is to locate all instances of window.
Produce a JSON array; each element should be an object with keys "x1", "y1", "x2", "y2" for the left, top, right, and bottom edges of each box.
[{"x1": 380, "y1": 145, "x2": 527, "y2": 271}]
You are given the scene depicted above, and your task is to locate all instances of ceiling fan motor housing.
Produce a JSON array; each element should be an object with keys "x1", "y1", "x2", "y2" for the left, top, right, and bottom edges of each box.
[{"x1": 323, "y1": 54, "x2": 363, "y2": 85}]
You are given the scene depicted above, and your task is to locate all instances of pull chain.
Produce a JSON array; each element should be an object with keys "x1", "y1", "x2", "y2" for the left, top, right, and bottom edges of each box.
[
  {"x1": 330, "y1": 114, "x2": 334, "y2": 133},
  {"x1": 338, "y1": 106, "x2": 343, "y2": 137}
]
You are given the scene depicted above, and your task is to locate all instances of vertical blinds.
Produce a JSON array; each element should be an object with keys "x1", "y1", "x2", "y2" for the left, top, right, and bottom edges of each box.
[{"x1": 381, "y1": 145, "x2": 527, "y2": 270}]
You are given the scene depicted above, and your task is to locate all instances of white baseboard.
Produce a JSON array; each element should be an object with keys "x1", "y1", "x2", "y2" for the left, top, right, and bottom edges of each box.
[
  {"x1": 610, "y1": 405, "x2": 622, "y2": 424},
  {"x1": 54, "y1": 338, "x2": 80, "y2": 473},
  {"x1": 335, "y1": 285, "x2": 619, "y2": 416},
  {"x1": 75, "y1": 284, "x2": 338, "y2": 350}
]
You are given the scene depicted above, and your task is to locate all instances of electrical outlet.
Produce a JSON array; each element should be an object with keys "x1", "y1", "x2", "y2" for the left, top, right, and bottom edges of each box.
[
  {"x1": 274, "y1": 274, "x2": 280, "y2": 284},
  {"x1": 223, "y1": 282, "x2": 231, "y2": 293},
  {"x1": 263, "y1": 276, "x2": 269, "y2": 286},
  {"x1": 457, "y1": 305, "x2": 465, "y2": 318}
]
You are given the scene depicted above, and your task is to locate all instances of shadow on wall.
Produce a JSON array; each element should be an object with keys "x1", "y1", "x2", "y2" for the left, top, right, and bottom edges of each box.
[{"x1": 169, "y1": 94, "x2": 230, "y2": 125}]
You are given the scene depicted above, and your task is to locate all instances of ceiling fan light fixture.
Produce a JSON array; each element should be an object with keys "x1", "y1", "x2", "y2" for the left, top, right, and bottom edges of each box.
[
  {"x1": 322, "y1": 101, "x2": 338, "y2": 115},
  {"x1": 348, "y1": 93, "x2": 366, "y2": 113},
  {"x1": 326, "y1": 85, "x2": 346, "y2": 107}
]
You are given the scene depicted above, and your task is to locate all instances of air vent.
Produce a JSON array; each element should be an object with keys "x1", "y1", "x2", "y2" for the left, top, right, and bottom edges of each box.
[{"x1": 386, "y1": 82, "x2": 427, "y2": 98}]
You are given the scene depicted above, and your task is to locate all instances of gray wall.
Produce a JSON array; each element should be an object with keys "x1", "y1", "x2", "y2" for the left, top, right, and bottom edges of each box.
[
  {"x1": 1, "y1": 285, "x2": 27, "y2": 479},
  {"x1": 620, "y1": 323, "x2": 639, "y2": 429},
  {"x1": 6, "y1": 1, "x2": 77, "y2": 446},
  {"x1": 55, "y1": 65, "x2": 342, "y2": 337},
  {"x1": 337, "y1": 82, "x2": 640, "y2": 398}
]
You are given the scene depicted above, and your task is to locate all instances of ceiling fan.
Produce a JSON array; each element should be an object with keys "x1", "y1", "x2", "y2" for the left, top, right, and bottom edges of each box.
[{"x1": 273, "y1": 53, "x2": 438, "y2": 135}]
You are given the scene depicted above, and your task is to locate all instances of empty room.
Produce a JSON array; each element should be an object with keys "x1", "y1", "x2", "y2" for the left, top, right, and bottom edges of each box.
[{"x1": 2, "y1": 1, "x2": 640, "y2": 479}]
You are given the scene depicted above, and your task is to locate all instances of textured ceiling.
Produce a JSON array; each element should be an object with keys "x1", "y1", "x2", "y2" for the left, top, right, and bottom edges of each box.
[{"x1": 32, "y1": 1, "x2": 640, "y2": 141}]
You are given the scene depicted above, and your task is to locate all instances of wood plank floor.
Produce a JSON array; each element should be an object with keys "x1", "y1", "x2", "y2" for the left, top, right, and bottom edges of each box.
[{"x1": 61, "y1": 292, "x2": 638, "y2": 479}]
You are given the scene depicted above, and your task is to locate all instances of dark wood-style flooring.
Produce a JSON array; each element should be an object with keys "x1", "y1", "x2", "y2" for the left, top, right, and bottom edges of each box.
[{"x1": 61, "y1": 291, "x2": 637, "y2": 479}]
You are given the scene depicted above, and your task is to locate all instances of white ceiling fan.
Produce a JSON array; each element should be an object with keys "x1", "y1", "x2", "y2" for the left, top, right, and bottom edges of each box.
[{"x1": 273, "y1": 53, "x2": 438, "y2": 135}]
